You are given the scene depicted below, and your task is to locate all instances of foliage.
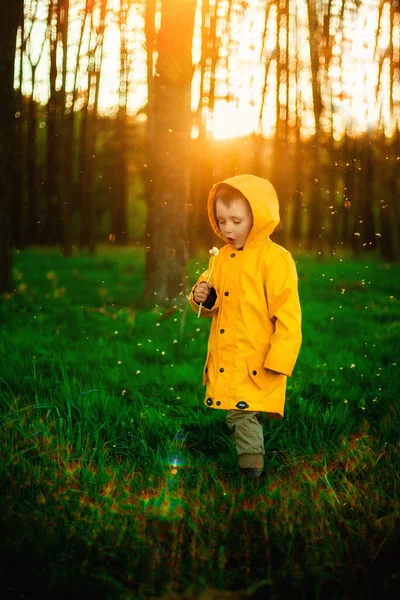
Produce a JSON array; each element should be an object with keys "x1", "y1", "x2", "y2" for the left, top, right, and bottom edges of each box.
[{"x1": 0, "y1": 247, "x2": 399, "y2": 598}]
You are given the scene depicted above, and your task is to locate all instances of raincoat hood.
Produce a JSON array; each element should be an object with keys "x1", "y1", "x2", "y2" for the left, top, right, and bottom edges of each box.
[{"x1": 207, "y1": 174, "x2": 280, "y2": 248}]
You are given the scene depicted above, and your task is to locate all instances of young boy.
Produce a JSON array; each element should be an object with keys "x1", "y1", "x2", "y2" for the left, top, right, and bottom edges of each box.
[{"x1": 188, "y1": 174, "x2": 302, "y2": 480}]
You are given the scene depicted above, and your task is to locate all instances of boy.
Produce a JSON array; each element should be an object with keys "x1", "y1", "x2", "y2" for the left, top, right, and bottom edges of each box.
[{"x1": 188, "y1": 174, "x2": 302, "y2": 480}]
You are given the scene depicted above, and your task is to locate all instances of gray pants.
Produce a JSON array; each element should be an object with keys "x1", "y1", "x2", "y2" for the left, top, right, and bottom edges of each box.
[{"x1": 226, "y1": 410, "x2": 265, "y2": 469}]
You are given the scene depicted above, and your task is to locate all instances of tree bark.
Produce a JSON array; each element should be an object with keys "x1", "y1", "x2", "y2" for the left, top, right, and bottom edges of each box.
[
  {"x1": 142, "y1": 0, "x2": 196, "y2": 306},
  {"x1": 111, "y1": 0, "x2": 129, "y2": 245},
  {"x1": 0, "y1": 0, "x2": 23, "y2": 293},
  {"x1": 79, "y1": 0, "x2": 107, "y2": 254},
  {"x1": 306, "y1": 0, "x2": 324, "y2": 256},
  {"x1": 12, "y1": 11, "x2": 25, "y2": 249},
  {"x1": 271, "y1": 0, "x2": 289, "y2": 248}
]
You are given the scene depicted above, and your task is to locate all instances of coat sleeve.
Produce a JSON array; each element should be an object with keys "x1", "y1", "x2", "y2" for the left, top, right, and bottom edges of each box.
[
  {"x1": 187, "y1": 256, "x2": 220, "y2": 318},
  {"x1": 263, "y1": 254, "x2": 302, "y2": 377}
]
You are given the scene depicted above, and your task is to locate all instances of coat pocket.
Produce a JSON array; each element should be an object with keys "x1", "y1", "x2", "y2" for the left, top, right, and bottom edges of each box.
[
  {"x1": 246, "y1": 353, "x2": 269, "y2": 390},
  {"x1": 203, "y1": 351, "x2": 213, "y2": 386}
]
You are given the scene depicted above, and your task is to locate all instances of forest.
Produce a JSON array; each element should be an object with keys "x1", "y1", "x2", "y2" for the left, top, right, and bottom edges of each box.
[
  {"x1": 0, "y1": 0, "x2": 399, "y2": 301},
  {"x1": 0, "y1": 3, "x2": 400, "y2": 598}
]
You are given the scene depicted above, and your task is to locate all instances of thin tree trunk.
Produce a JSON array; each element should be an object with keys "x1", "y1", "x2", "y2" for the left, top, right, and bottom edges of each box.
[
  {"x1": 58, "y1": 0, "x2": 73, "y2": 257},
  {"x1": 272, "y1": 0, "x2": 289, "y2": 247},
  {"x1": 79, "y1": 0, "x2": 107, "y2": 254},
  {"x1": 45, "y1": 0, "x2": 61, "y2": 245},
  {"x1": 290, "y1": 2, "x2": 302, "y2": 242},
  {"x1": 0, "y1": 0, "x2": 23, "y2": 293},
  {"x1": 362, "y1": 133, "x2": 376, "y2": 250},
  {"x1": 341, "y1": 132, "x2": 354, "y2": 247},
  {"x1": 26, "y1": 67, "x2": 40, "y2": 245},
  {"x1": 111, "y1": 0, "x2": 129, "y2": 245},
  {"x1": 12, "y1": 14, "x2": 25, "y2": 249},
  {"x1": 25, "y1": 17, "x2": 46, "y2": 246},
  {"x1": 306, "y1": 0, "x2": 324, "y2": 256}
]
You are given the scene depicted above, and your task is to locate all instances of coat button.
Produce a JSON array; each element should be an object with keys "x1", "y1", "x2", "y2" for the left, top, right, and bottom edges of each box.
[
  {"x1": 216, "y1": 401, "x2": 221, "y2": 406},
  {"x1": 236, "y1": 401, "x2": 249, "y2": 409},
  {"x1": 219, "y1": 367, "x2": 224, "y2": 372},
  {"x1": 224, "y1": 291, "x2": 229, "y2": 296},
  {"x1": 230, "y1": 253, "x2": 236, "y2": 258},
  {"x1": 252, "y1": 370, "x2": 257, "y2": 375},
  {"x1": 220, "y1": 329, "x2": 225, "y2": 334},
  {"x1": 206, "y1": 398, "x2": 213, "y2": 406}
]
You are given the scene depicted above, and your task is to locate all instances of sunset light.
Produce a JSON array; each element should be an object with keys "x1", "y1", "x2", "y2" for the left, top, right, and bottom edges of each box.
[{"x1": 17, "y1": 0, "x2": 399, "y2": 140}]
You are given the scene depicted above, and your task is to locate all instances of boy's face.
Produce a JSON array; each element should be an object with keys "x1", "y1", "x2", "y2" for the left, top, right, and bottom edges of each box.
[{"x1": 215, "y1": 198, "x2": 253, "y2": 250}]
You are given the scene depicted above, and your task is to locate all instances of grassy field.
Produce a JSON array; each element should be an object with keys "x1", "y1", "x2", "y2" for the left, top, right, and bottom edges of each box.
[{"x1": 0, "y1": 246, "x2": 399, "y2": 599}]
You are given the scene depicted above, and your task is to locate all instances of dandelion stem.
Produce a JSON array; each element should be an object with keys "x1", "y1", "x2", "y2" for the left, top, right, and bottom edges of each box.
[{"x1": 197, "y1": 260, "x2": 215, "y2": 318}]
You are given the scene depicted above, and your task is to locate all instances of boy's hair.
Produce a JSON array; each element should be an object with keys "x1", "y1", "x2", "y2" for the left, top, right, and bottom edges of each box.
[{"x1": 213, "y1": 184, "x2": 252, "y2": 227}]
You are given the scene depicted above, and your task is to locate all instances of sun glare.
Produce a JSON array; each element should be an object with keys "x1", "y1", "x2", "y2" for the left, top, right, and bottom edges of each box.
[{"x1": 20, "y1": 0, "x2": 398, "y2": 140}]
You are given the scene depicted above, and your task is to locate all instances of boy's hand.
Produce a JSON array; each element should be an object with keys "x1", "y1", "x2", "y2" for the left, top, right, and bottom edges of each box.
[{"x1": 194, "y1": 282, "x2": 213, "y2": 304}]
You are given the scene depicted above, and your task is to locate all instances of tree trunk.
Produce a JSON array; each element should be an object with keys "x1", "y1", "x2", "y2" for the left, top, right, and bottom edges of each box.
[
  {"x1": 58, "y1": 0, "x2": 73, "y2": 257},
  {"x1": 12, "y1": 13, "x2": 25, "y2": 249},
  {"x1": 45, "y1": 0, "x2": 61, "y2": 245},
  {"x1": 290, "y1": 3, "x2": 302, "y2": 243},
  {"x1": 341, "y1": 133, "x2": 354, "y2": 248},
  {"x1": 111, "y1": 0, "x2": 129, "y2": 245},
  {"x1": 361, "y1": 133, "x2": 376, "y2": 250},
  {"x1": 79, "y1": 0, "x2": 107, "y2": 254},
  {"x1": 306, "y1": 0, "x2": 324, "y2": 256},
  {"x1": 271, "y1": 0, "x2": 289, "y2": 248},
  {"x1": 26, "y1": 68, "x2": 40, "y2": 245},
  {"x1": 142, "y1": 0, "x2": 196, "y2": 306},
  {"x1": 0, "y1": 0, "x2": 23, "y2": 293}
]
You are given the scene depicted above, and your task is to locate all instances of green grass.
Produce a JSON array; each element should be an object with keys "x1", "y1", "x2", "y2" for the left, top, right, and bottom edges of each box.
[{"x1": 1, "y1": 246, "x2": 399, "y2": 599}]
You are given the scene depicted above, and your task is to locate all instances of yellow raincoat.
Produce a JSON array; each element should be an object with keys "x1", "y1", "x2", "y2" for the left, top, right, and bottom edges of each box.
[{"x1": 188, "y1": 174, "x2": 302, "y2": 418}]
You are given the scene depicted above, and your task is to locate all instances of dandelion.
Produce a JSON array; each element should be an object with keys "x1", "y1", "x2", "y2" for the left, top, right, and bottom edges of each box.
[
  {"x1": 198, "y1": 247, "x2": 219, "y2": 318},
  {"x1": 136, "y1": 370, "x2": 141, "y2": 375},
  {"x1": 350, "y1": 364, "x2": 356, "y2": 368}
]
